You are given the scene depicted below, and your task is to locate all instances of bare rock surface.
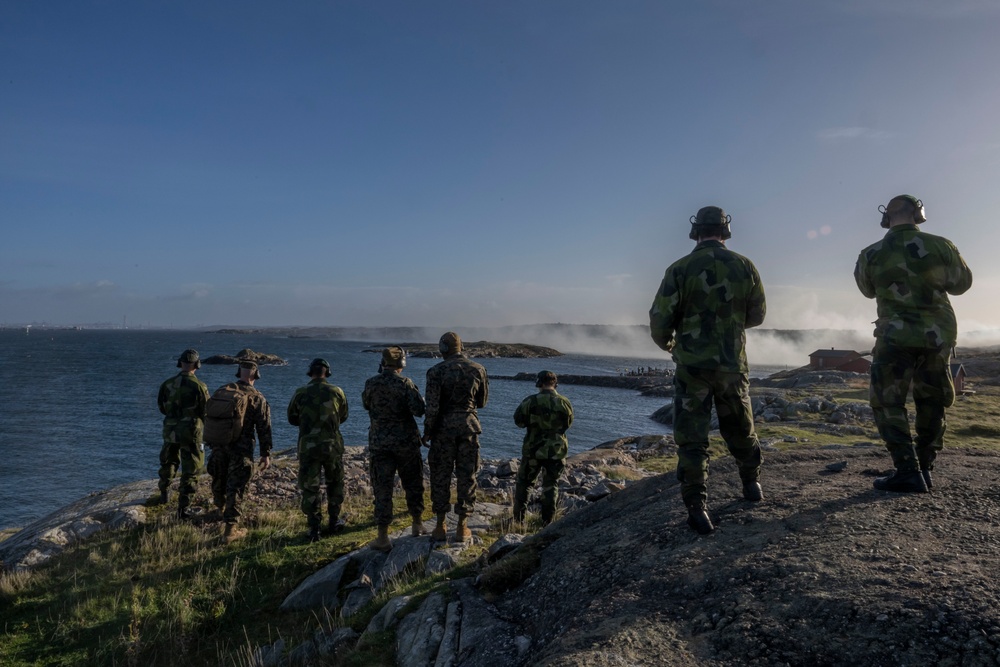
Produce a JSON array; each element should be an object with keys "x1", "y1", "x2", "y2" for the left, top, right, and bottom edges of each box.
[{"x1": 490, "y1": 446, "x2": 1000, "y2": 666}]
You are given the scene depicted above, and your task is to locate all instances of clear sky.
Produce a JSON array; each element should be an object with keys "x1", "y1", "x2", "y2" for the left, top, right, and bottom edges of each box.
[{"x1": 2, "y1": 1, "x2": 999, "y2": 337}]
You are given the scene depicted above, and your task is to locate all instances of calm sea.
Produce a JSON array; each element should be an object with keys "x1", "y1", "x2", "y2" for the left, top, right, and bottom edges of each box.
[{"x1": 0, "y1": 329, "x2": 690, "y2": 530}]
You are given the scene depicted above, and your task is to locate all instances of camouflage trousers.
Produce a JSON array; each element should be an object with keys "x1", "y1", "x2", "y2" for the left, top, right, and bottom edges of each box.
[
  {"x1": 208, "y1": 445, "x2": 256, "y2": 525},
  {"x1": 673, "y1": 365, "x2": 762, "y2": 509},
  {"x1": 298, "y1": 443, "x2": 345, "y2": 530},
  {"x1": 158, "y1": 439, "x2": 204, "y2": 510},
  {"x1": 870, "y1": 341, "x2": 954, "y2": 472},
  {"x1": 428, "y1": 430, "x2": 480, "y2": 517},
  {"x1": 369, "y1": 446, "x2": 425, "y2": 527},
  {"x1": 513, "y1": 456, "x2": 565, "y2": 525}
]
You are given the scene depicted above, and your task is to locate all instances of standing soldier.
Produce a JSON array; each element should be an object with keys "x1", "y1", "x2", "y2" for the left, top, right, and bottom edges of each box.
[
  {"x1": 423, "y1": 332, "x2": 489, "y2": 543},
  {"x1": 156, "y1": 348, "x2": 210, "y2": 519},
  {"x1": 855, "y1": 194, "x2": 972, "y2": 492},
  {"x1": 649, "y1": 206, "x2": 766, "y2": 535},
  {"x1": 288, "y1": 358, "x2": 349, "y2": 543},
  {"x1": 362, "y1": 347, "x2": 426, "y2": 552},
  {"x1": 512, "y1": 370, "x2": 573, "y2": 527},
  {"x1": 207, "y1": 360, "x2": 272, "y2": 544}
]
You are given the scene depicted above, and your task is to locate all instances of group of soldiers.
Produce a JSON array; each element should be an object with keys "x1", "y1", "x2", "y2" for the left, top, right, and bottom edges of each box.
[
  {"x1": 650, "y1": 195, "x2": 972, "y2": 534},
  {"x1": 156, "y1": 193, "x2": 971, "y2": 543},
  {"x1": 155, "y1": 331, "x2": 573, "y2": 549}
]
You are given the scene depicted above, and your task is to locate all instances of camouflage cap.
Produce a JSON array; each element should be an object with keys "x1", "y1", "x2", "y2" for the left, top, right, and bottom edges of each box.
[
  {"x1": 176, "y1": 348, "x2": 201, "y2": 368},
  {"x1": 689, "y1": 206, "x2": 732, "y2": 240},
  {"x1": 381, "y1": 346, "x2": 406, "y2": 369},
  {"x1": 308, "y1": 358, "x2": 331, "y2": 376},
  {"x1": 236, "y1": 360, "x2": 261, "y2": 379},
  {"x1": 535, "y1": 370, "x2": 558, "y2": 387},
  {"x1": 439, "y1": 331, "x2": 462, "y2": 355}
]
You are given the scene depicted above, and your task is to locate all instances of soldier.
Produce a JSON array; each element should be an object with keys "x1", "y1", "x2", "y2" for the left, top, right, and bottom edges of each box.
[
  {"x1": 512, "y1": 370, "x2": 573, "y2": 527},
  {"x1": 423, "y1": 332, "x2": 489, "y2": 542},
  {"x1": 649, "y1": 206, "x2": 766, "y2": 535},
  {"x1": 156, "y1": 348, "x2": 210, "y2": 518},
  {"x1": 362, "y1": 347, "x2": 426, "y2": 552},
  {"x1": 288, "y1": 358, "x2": 349, "y2": 542},
  {"x1": 855, "y1": 194, "x2": 972, "y2": 492},
  {"x1": 208, "y1": 360, "x2": 272, "y2": 543}
]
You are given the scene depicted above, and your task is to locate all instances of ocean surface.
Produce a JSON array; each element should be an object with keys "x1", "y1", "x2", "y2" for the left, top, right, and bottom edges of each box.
[{"x1": 0, "y1": 329, "x2": 705, "y2": 530}]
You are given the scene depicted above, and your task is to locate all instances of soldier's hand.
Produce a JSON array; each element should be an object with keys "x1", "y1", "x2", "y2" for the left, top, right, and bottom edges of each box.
[
  {"x1": 259, "y1": 456, "x2": 271, "y2": 471},
  {"x1": 421, "y1": 434, "x2": 431, "y2": 448}
]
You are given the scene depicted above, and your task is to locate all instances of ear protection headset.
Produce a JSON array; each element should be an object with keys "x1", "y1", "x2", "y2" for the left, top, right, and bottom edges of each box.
[
  {"x1": 879, "y1": 195, "x2": 926, "y2": 228},
  {"x1": 689, "y1": 206, "x2": 732, "y2": 241}
]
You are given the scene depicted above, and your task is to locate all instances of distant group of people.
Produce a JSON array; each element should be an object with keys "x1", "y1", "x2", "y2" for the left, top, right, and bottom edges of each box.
[
  {"x1": 618, "y1": 366, "x2": 672, "y2": 377},
  {"x1": 155, "y1": 331, "x2": 573, "y2": 548},
  {"x1": 650, "y1": 195, "x2": 971, "y2": 534},
  {"x1": 156, "y1": 194, "x2": 972, "y2": 542}
]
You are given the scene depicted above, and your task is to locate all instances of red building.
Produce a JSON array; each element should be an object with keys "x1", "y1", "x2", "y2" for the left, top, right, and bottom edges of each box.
[{"x1": 808, "y1": 349, "x2": 872, "y2": 373}]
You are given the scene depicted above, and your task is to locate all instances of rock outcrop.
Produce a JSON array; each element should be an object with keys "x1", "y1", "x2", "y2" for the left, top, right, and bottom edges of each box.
[
  {"x1": 201, "y1": 348, "x2": 287, "y2": 366},
  {"x1": 366, "y1": 341, "x2": 562, "y2": 359}
]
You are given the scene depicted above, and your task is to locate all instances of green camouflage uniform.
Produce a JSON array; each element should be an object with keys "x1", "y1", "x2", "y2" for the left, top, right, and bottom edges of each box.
[
  {"x1": 362, "y1": 370, "x2": 426, "y2": 526},
  {"x1": 649, "y1": 239, "x2": 766, "y2": 509},
  {"x1": 512, "y1": 389, "x2": 574, "y2": 524},
  {"x1": 288, "y1": 378, "x2": 349, "y2": 530},
  {"x1": 855, "y1": 223, "x2": 973, "y2": 472},
  {"x1": 206, "y1": 381, "x2": 272, "y2": 525},
  {"x1": 157, "y1": 371, "x2": 210, "y2": 511},
  {"x1": 424, "y1": 354, "x2": 489, "y2": 517}
]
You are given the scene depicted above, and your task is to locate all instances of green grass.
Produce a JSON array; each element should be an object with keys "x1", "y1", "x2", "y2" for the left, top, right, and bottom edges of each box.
[{"x1": 0, "y1": 481, "x2": 481, "y2": 667}]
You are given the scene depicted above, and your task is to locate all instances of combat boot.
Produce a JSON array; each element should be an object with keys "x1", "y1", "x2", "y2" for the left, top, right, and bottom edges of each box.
[
  {"x1": 177, "y1": 506, "x2": 193, "y2": 520},
  {"x1": 328, "y1": 516, "x2": 346, "y2": 534},
  {"x1": 370, "y1": 525, "x2": 393, "y2": 552},
  {"x1": 411, "y1": 514, "x2": 425, "y2": 537},
  {"x1": 223, "y1": 523, "x2": 247, "y2": 544},
  {"x1": 455, "y1": 515, "x2": 471, "y2": 542},
  {"x1": 431, "y1": 513, "x2": 448, "y2": 541},
  {"x1": 307, "y1": 526, "x2": 321, "y2": 543},
  {"x1": 873, "y1": 470, "x2": 928, "y2": 493},
  {"x1": 687, "y1": 507, "x2": 715, "y2": 535},
  {"x1": 742, "y1": 481, "x2": 764, "y2": 502}
]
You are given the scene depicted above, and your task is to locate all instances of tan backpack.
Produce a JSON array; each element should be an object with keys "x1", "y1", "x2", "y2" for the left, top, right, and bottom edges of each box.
[{"x1": 203, "y1": 384, "x2": 250, "y2": 446}]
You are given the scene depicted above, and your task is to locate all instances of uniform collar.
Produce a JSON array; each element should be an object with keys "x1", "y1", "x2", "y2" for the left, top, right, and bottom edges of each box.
[{"x1": 694, "y1": 240, "x2": 726, "y2": 250}]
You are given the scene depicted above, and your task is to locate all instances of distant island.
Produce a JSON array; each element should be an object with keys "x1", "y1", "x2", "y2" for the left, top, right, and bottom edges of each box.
[
  {"x1": 363, "y1": 341, "x2": 562, "y2": 359},
  {"x1": 201, "y1": 347, "x2": 287, "y2": 366}
]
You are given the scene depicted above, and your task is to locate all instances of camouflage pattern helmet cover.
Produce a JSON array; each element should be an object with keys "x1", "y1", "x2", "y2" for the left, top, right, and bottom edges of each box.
[
  {"x1": 308, "y1": 358, "x2": 331, "y2": 377},
  {"x1": 439, "y1": 331, "x2": 462, "y2": 355},
  {"x1": 689, "y1": 206, "x2": 732, "y2": 240},
  {"x1": 535, "y1": 370, "x2": 558, "y2": 387},
  {"x1": 236, "y1": 360, "x2": 261, "y2": 380},
  {"x1": 176, "y1": 348, "x2": 201, "y2": 369},
  {"x1": 879, "y1": 194, "x2": 926, "y2": 228},
  {"x1": 381, "y1": 346, "x2": 407, "y2": 369}
]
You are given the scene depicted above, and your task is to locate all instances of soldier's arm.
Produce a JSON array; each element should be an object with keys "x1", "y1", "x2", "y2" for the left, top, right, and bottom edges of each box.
[
  {"x1": 745, "y1": 263, "x2": 766, "y2": 329},
  {"x1": 361, "y1": 381, "x2": 372, "y2": 413},
  {"x1": 563, "y1": 399, "x2": 574, "y2": 432},
  {"x1": 854, "y1": 254, "x2": 876, "y2": 299},
  {"x1": 946, "y1": 244, "x2": 973, "y2": 296},
  {"x1": 513, "y1": 397, "x2": 530, "y2": 429},
  {"x1": 476, "y1": 370, "x2": 489, "y2": 409},
  {"x1": 337, "y1": 387, "x2": 349, "y2": 425},
  {"x1": 197, "y1": 382, "x2": 209, "y2": 419},
  {"x1": 407, "y1": 380, "x2": 426, "y2": 417},
  {"x1": 423, "y1": 370, "x2": 441, "y2": 438},
  {"x1": 649, "y1": 269, "x2": 680, "y2": 351},
  {"x1": 287, "y1": 390, "x2": 301, "y2": 426},
  {"x1": 257, "y1": 397, "x2": 273, "y2": 457},
  {"x1": 157, "y1": 382, "x2": 169, "y2": 416}
]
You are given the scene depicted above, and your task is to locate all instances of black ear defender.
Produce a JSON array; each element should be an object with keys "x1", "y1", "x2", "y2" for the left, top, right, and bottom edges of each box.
[
  {"x1": 689, "y1": 206, "x2": 732, "y2": 240},
  {"x1": 880, "y1": 195, "x2": 926, "y2": 228}
]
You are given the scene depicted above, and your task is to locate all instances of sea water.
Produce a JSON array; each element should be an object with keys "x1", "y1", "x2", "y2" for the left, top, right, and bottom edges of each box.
[{"x1": 0, "y1": 329, "x2": 694, "y2": 530}]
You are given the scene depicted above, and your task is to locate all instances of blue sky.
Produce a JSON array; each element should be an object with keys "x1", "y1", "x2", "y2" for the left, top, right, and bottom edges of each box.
[{"x1": 3, "y1": 1, "x2": 999, "y2": 337}]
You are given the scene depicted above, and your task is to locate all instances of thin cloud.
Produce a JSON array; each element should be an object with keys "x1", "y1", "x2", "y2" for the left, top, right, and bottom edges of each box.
[
  {"x1": 605, "y1": 273, "x2": 632, "y2": 288},
  {"x1": 817, "y1": 127, "x2": 892, "y2": 142}
]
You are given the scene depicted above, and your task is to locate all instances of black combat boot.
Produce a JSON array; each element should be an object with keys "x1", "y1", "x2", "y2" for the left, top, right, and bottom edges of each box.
[
  {"x1": 873, "y1": 470, "x2": 928, "y2": 493},
  {"x1": 307, "y1": 526, "x2": 321, "y2": 543},
  {"x1": 328, "y1": 516, "x2": 346, "y2": 534},
  {"x1": 687, "y1": 507, "x2": 715, "y2": 535},
  {"x1": 742, "y1": 480, "x2": 764, "y2": 502}
]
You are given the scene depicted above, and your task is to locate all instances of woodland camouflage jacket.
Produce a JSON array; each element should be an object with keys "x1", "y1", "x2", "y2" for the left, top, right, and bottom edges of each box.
[
  {"x1": 649, "y1": 240, "x2": 766, "y2": 373},
  {"x1": 854, "y1": 224, "x2": 972, "y2": 348},
  {"x1": 513, "y1": 389, "x2": 574, "y2": 460}
]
